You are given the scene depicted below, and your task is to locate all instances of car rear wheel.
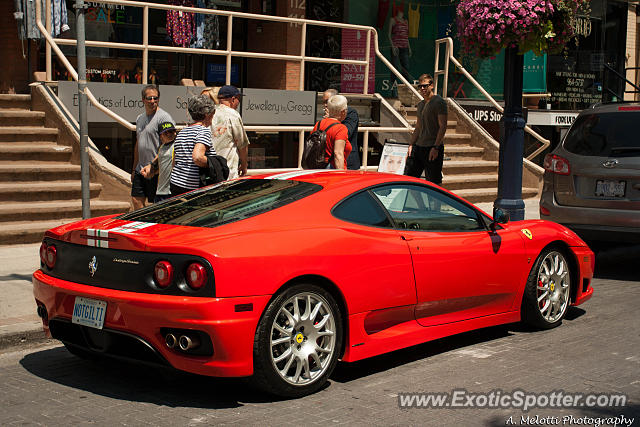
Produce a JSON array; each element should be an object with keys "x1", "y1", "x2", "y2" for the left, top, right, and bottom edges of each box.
[
  {"x1": 522, "y1": 248, "x2": 572, "y2": 329},
  {"x1": 252, "y1": 284, "x2": 343, "y2": 397}
]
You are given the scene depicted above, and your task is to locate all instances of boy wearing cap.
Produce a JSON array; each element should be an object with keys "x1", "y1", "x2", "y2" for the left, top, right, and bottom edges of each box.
[
  {"x1": 132, "y1": 85, "x2": 175, "y2": 209},
  {"x1": 211, "y1": 85, "x2": 249, "y2": 179},
  {"x1": 141, "y1": 121, "x2": 177, "y2": 202}
]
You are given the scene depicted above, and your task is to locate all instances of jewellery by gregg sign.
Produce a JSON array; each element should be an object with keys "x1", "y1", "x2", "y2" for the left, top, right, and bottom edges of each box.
[{"x1": 89, "y1": 256, "x2": 98, "y2": 278}]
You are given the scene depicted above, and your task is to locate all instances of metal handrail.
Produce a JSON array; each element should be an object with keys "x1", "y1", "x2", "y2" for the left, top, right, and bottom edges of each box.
[
  {"x1": 434, "y1": 37, "x2": 551, "y2": 161},
  {"x1": 603, "y1": 64, "x2": 640, "y2": 99},
  {"x1": 36, "y1": 0, "x2": 420, "y2": 169}
]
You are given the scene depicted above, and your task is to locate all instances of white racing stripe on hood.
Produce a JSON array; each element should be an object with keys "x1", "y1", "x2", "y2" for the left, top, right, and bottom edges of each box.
[
  {"x1": 109, "y1": 221, "x2": 157, "y2": 234},
  {"x1": 266, "y1": 169, "x2": 335, "y2": 180}
]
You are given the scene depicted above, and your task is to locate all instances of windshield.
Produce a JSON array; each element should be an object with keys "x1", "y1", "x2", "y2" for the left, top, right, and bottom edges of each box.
[
  {"x1": 563, "y1": 111, "x2": 640, "y2": 157},
  {"x1": 119, "y1": 179, "x2": 322, "y2": 227}
]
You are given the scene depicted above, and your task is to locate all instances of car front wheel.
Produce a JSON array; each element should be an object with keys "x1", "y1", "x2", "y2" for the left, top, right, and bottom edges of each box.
[
  {"x1": 522, "y1": 248, "x2": 572, "y2": 329},
  {"x1": 252, "y1": 284, "x2": 343, "y2": 397}
]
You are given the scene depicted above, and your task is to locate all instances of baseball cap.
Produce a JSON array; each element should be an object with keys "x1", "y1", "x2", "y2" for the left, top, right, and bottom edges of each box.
[
  {"x1": 158, "y1": 121, "x2": 176, "y2": 134},
  {"x1": 217, "y1": 85, "x2": 244, "y2": 99}
]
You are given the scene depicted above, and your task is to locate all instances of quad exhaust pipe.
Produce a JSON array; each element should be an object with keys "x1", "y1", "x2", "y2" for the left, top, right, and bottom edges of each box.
[
  {"x1": 164, "y1": 332, "x2": 200, "y2": 351},
  {"x1": 165, "y1": 333, "x2": 177, "y2": 349},
  {"x1": 179, "y1": 334, "x2": 200, "y2": 351}
]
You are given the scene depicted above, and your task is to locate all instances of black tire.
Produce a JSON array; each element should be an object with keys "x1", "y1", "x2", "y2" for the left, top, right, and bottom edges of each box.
[
  {"x1": 521, "y1": 248, "x2": 572, "y2": 329},
  {"x1": 252, "y1": 284, "x2": 343, "y2": 398}
]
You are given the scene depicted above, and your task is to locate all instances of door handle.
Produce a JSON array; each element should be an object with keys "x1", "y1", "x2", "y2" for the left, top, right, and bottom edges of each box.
[{"x1": 400, "y1": 235, "x2": 413, "y2": 241}]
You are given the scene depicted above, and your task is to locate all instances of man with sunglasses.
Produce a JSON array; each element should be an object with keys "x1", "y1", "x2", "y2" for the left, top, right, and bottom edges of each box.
[
  {"x1": 405, "y1": 74, "x2": 448, "y2": 185},
  {"x1": 131, "y1": 84, "x2": 175, "y2": 210}
]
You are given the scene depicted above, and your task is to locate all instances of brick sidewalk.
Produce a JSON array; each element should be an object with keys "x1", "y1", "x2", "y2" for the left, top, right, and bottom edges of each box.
[{"x1": 0, "y1": 243, "x2": 43, "y2": 349}]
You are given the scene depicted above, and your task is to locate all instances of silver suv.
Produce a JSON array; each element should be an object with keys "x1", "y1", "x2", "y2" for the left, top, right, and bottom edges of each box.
[{"x1": 539, "y1": 103, "x2": 640, "y2": 249}]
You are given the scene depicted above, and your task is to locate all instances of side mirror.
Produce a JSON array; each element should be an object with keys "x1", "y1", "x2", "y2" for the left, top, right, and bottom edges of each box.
[{"x1": 490, "y1": 208, "x2": 510, "y2": 231}]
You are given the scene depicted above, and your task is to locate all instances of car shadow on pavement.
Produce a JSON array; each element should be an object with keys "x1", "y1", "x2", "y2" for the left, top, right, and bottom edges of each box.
[
  {"x1": 332, "y1": 306, "x2": 588, "y2": 384},
  {"x1": 0, "y1": 273, "x2": 34, "y2": 282},
  {"x1": 20, "y1": 346, "x2": 286, "y2": 407},
  {"x1": 593, "y1": 244, "x2": 640, "y2": 281},
  {"x1": 331, "y1": 325, "x2": 514, "y2": 383}
]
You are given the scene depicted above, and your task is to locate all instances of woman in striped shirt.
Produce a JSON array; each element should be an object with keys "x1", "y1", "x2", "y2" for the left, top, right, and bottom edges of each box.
[{"x1": 170, "y1": 95, "x2": 216, "y2": 196}]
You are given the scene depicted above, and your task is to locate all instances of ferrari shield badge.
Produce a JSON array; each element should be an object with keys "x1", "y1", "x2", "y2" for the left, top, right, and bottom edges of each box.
[
  {"x1": 89, "y1": 256, "x2": 98, "y2": 277},
  {"x1": 521, "y1": 229, "x2": 533, "y2": 240}
]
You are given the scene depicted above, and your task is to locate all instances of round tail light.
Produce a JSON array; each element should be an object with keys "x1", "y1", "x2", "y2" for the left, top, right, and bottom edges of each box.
[
  {"x1": 39, "y1": 242, "x2": 48, "y2": 265},
  {"x1": 154, "y1": 261, "x2": 174, "y2": 288},
  {"x1": 45, "y1": 245, "x2": 57, "y2": 269},
  {"x1": 185, "y1": 263, "x2": 207, "y2": 290}
]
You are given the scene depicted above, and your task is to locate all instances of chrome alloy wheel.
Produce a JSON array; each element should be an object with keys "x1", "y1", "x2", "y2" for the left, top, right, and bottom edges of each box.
[
  {"x1": 536, "y1": 251, "x2": 570, "y2": 323},
  {"x1": 269, "y1": 292, "x2": 336, "y2": 386}
]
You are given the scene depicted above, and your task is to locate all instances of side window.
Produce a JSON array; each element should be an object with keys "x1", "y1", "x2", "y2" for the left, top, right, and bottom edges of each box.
[
  {"x1": 332, "y1": 191, "x2": 392, "y2": 228},
  {"x1": 371, "y1": 184, "x2": 483, "y2": 232}
]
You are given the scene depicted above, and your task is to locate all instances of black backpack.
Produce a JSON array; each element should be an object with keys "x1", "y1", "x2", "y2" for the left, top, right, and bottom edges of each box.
[
  {"x1": 199, "y1": 154, "x2": 230, "y2": 187},
  {"x1": 301, "y1": 121, "x2": 339, "y2": 169}
]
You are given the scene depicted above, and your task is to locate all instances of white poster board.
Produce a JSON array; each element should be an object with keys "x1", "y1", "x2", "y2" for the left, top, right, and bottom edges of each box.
[{"x1": 378, "y1": 142, "x2": 409, "y2": 175}]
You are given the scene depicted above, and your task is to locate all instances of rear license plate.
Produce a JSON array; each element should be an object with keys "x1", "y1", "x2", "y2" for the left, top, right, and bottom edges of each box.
[
  {"x1": 72, "y1": 296, "x2": 107, "y2": 329},
  {"x1": 595, "y1": 180, "x2": 626, "y2": 197}
]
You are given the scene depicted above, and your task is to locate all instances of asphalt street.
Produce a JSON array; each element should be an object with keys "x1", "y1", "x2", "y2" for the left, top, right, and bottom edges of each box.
[{"x1": 1, "y1": 245, "x2": 638, "y2": 426}]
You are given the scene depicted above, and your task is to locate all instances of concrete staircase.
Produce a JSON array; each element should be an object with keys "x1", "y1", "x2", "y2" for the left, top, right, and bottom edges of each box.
[
  {"x1": 401, "y1": 105, "x2": 539, "y2": 204},
  {"x1": 0, "y1": 94, "x2": 130, "y2": 245}
]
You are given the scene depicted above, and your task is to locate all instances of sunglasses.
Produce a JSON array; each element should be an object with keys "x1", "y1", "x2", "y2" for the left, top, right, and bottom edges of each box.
[
  {"x1": 417, "y1": 82, "x2": 433, "y2": 89},
  {"x1": 145, "y1": 96, "x2": 159, "y2": 101}
]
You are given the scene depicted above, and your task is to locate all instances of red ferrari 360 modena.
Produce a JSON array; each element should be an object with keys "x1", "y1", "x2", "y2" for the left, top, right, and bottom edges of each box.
[{"x1": 33, "y1": 170, "x2": 594, "y2": 397}]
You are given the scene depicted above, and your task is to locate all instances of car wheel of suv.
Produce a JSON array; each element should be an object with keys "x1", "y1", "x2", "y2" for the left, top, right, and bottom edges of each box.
[
  {"x1": 522, "y1": 248, "x2": 572, "y2": 329},
  {"x1": 252, "y1": 284, "x2": 343, "y2": 397}
]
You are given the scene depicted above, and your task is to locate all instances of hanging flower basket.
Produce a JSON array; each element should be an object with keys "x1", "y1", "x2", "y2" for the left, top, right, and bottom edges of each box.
[{"x1": 456, "y1": 0, "x2": 589, "y2": 58}]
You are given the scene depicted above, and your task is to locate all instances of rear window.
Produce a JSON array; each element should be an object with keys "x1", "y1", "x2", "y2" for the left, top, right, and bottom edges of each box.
[
  {"x1": 563, "y1": 111, "x2": 640, "y2": 157},
  {"x1": 119, "y1": 179, "x2": 321, "y2": 227}
]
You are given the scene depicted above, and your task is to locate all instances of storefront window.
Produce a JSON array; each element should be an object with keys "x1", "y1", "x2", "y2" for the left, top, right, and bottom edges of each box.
[{"x1": 547, "y1": 0, "x2": 628, "y2": 109}]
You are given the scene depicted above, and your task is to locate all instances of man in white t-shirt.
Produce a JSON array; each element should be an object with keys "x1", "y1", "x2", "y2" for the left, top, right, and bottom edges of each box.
[{"x1": 211, "y1": 85, "x2": 249, "y2": 179}]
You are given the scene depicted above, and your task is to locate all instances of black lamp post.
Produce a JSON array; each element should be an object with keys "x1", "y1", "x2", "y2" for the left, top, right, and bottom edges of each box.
[{"x1": 494, "y1": 46, "x2": 525, "y2": 221}]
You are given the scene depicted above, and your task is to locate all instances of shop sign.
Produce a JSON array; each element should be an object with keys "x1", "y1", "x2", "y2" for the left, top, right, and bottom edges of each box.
[
  {"x1": 341, "y1": 29, "x2": 375, "y2": 94},
  {"x1": 523, "y1": 51, "x2": 546, "y2": 93},
  {"x1": 461, "y1": 104, "x2": 503, "y2": 123},
  {"x1": 549, "y1": 71, "x2": 600, "y2": 106},
  {"x1": 86, "y1": 4, "x2": 126, "y2": 25},
  {"x1": 527, "y1": 111, "x2": 579, "y2": 127},
  {"x1": 241, "y1": 89, "x2": 316, "y2": 125},
  {"x1": 58, "y1": 81, "x2": 203, "y2": 123}
]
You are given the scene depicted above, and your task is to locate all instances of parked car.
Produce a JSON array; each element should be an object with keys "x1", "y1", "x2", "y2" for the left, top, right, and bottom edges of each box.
[
  {"x1": 540, "y1": 102, "x2": 640, "y2": 250},
  {"x1": 34, "y1": 171, "x2": 594, "y2": 397}
]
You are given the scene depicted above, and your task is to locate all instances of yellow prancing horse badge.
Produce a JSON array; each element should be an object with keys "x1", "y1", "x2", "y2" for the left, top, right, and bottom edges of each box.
[
  {"x1": 295, "y1": 333, "x2": 304, "y2": 344},
  {"x1": 521, "y1": 229, "x2": 533, "y2": 240}
]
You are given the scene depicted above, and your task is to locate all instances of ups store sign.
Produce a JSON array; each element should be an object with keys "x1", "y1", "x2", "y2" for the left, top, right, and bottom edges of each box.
[{"x1": 462, "y1": 104, "x2": 504, "y2": 123}]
